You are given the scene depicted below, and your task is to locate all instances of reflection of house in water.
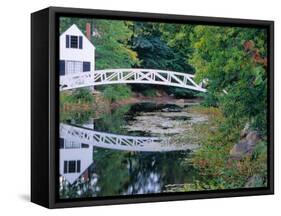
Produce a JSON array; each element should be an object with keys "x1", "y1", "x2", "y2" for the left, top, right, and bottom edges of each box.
[{"x1": 60, "y1": 138, "x2": 93, "y2": 184}]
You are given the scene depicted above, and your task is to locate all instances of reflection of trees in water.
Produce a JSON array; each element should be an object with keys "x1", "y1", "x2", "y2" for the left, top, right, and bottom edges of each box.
[
  {"x1": 59, "y1": 148, "x2": 196, "y2": 198},
  {"x1": 60, "y1": 110, "x2": 93, "y2": 125},
  {"x1": 60, "y1": 104, "x2": 132, "y2": 134},
  {"x1": 94, "y1": 105, "x2": 131, "y2": 134},
  {"x1": 93, "y1": 148, "x2": 130, "y2": 196},
  {"x1": 125, "y1": 152, "x2": 196, "y2": 195},
  {"x1": 59, "y1": 102, "x2": 198, "y2": 198},
  {"x1": 59, "y1": 163, "x2": 98, "y2": 199}
]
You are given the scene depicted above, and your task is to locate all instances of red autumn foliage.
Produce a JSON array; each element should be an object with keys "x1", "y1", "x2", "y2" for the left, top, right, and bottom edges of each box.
[
  {"x1": 244, "y1": 40, "x2": 267, "y2": 67},
  {"x1": 243, "y1": 40, "x2": 255, "y2": 51}
]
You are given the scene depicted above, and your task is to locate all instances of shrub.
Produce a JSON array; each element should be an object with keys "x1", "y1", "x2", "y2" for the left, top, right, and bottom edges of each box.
[{"x1": 102, "y1": 84, "x2": 132, "y2": 102}]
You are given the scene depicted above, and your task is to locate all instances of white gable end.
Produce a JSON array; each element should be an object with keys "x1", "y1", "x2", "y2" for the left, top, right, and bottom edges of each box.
[{"x1": 60, "y1": 24, "x2": 95, "y2": 74}]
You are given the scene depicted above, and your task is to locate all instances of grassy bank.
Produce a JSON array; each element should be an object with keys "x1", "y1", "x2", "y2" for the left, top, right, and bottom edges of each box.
[{"x1": 182, "y1": 105, "x2": 267, "y2": 191}]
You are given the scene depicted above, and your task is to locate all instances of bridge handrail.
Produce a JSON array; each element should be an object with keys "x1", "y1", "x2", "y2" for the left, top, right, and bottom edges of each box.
[
  {"x1": 60, "y1": 123, "x2": 160, "y2": 141},
  {"x1": 60, "y1": 68, "x2": 206, "y2": 92},
  {"x1": 94, "y1": 68, "x2": 195, "y2": 77},
  {"x1": 60, "y1": 123, "x2": 199, "y2": 152}
]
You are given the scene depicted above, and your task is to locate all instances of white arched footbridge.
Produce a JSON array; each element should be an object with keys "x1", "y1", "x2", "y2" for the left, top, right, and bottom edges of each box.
[
  {"x1": 60, "y1": 69, "x2": 206, "y2": 92},
  {"x1": 60, "y1": 123, "x2": 199, "y2": 152}
]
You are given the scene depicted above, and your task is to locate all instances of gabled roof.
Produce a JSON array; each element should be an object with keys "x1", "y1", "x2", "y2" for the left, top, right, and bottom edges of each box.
[{"x1": 60, "y1": 24, "x2": 95, "y2": 49}]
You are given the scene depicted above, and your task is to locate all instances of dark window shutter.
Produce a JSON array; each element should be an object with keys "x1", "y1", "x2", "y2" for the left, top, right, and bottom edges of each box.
[
  {"x1": 79, "y1": 36, "x2": 83, "y2": 49},
  {"x1": 77, "y1": 160, "x2": 81, "y2": 172},
  {"x1": 59, "y1": 138, "x2": 64, "y2": 149},
  {"x1": 66, "y1": 35, "x2": 69, "y2": 48},
  {"x1": 63, "y1": 161, "x2": 68, "y2": 173},
  {"x1": 81, "y1": 143, "x2": 89, "y2": 148},
  {"x1": 83, "y1": 62, "x2": 91, "y2": 72},
  {"x1": 59, "y1": 60, "x2": 65, "y2": 75}
]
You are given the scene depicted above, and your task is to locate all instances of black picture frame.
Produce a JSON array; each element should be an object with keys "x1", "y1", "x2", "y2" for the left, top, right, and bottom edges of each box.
[{"x1": 31, "y1": 6, "x2": 274, "y2": 209}]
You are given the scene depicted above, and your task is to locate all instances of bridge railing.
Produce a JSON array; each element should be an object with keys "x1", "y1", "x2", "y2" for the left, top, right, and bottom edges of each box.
[
  {"x1": 60, "y1": 69, "x2": 207, "y2": 92},
  {"x1": 60, "y1": 123, "x2": 199, "y2": 152},
  {"x1": 60, "y1": 123, "x2": 163, "y2": 152}
]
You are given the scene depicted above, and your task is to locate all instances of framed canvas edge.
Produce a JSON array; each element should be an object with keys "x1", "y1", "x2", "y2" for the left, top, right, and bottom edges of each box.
[{"x1": 43, "y1": 6, "x2": 274, "y2": 209}]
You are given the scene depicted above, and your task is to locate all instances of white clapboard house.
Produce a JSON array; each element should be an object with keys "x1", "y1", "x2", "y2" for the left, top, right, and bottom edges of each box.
[
  {"x1": 60, "y1": 24, "x2": 95, "y2": 75},
  {"x1": 60, "y1": 138, "x2": 93, "y2": 184}
]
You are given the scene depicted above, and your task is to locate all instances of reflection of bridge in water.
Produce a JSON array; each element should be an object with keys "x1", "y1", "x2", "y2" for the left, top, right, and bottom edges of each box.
[
  {"x1": 59, "y1": 123, "x2": 199, "y2": 185},
  {"x1": 60, "y1": 123, "x2": 198, "y2": 152}
]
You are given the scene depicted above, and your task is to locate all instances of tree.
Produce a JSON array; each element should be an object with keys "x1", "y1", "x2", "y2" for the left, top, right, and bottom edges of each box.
[
  {"x1": 130, "y1": 22, "x2": 196, "y2": 97},
  {"x1": 60, "y1": 17, "x2": 139, "y2": 69},
  {"x1": 189, "y1": 26, "x2": 267, "y2": 134},
  {"x1": 91, "y1": 20, "x2": 139, "y2": 69}
]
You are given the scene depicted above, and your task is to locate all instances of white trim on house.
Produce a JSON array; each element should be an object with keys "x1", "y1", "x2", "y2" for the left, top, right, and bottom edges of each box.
[{"x1": 60, "y1": 24, "x2": 95, "y2": 75}]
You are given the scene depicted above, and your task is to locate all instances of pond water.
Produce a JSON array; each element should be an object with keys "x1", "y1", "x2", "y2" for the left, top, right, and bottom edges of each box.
[{"x1": 59, "y1": 102, "x2": 205, "y2": 199}]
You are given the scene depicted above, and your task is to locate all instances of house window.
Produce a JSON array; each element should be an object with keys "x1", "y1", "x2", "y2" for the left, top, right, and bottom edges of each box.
[
  {"x1": 68, "y1": 161, "x2": 76, "y2": 173},
  {"x1": 63, "y1": 160, "x2": 81, "y2": 174},
  {"x1": 70, "y1": 36, "x2": 78, "y2": 48},
  {"x1": 66, "y1": 35, "x2": 83, "y2": 49},
  {"x1": 65, "y1": 61, "x2": 83, "y2": 74},
  {"x1": 64, "y1": 139, "x2": 81, "y2": 148},
  {"x1": 83, "y1": 62, "x2": 91, "y2": 72}
]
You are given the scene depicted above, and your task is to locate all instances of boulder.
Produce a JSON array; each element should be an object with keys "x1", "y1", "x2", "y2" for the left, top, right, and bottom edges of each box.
[
  {"x1": 240, "y1": 122, "x2": 250, "y2": 138},
  {"x1": 244, "y1": 175, "x2": 264, "y2": 188},
  {"x1": 229, "y1": 131, "x2": 260, "y2": 160}
]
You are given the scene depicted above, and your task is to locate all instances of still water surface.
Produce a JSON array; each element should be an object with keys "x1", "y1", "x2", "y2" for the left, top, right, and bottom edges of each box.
[{"x1": 59, "y1": 102, "x2": 201, "y2": 198}]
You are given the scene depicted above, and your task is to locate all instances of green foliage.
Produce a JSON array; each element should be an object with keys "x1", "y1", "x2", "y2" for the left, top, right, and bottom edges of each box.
[
  {"x1": 94, "y1": 104, "x2": 131, "y2": 134},
  {"x1": 93, "y1": 149, "x2": 131, "y2": 196},
  {"x1": 60, "y1": 110, "x2": 93, "y2": 125},
  {"x1": 92, "y1": 20, "x2": 139, "y2": 69},
  {"x1": 60, "y1": 17, "x2": 139, "y2": 70},
  {"x1": 188, "y1": 26, "x2": 267, "y2": 135},
  {"x1": 60, "y1": 88, "x2": 93, "y2": 108},
  {"x1": 60, "y1": 17, "x2": 92, "y2": 35},
  {"x1": 60, "y1": 18, "x2": 138, "y2": 102},
  {"x1": 199, "y1": 91, "x2": 218, "y2": 107},
  {"x1": 184, "y1": 106, "x2": 267, "y2": 191},
  {"x1": 129, "y1": 22, "x2": 196, "y2": 97},
  {"x1": 160, "y1": 24, "x2": 267, "y2": 134},
  {"x1": 159, "y1": 23, "x2": 195, "y2": 72},
  {"x1": 59, "y1": 89, "x2": 94, "y2": 124},
  {"x1": 72, "y1": 88, "x2": 93, "y2": 103},
  {"x1": 167, "y1": 87, "x2": 198, "y2": 98},
  {"x1": 131, "y1": 22, "x2": 193, "y2": 72},
  {"x1": 142, "y1": 88, "x2": 157, "y2": 97},
  {"x1": 102, "y1": 84, "x2": 132, "y2": 102}
]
